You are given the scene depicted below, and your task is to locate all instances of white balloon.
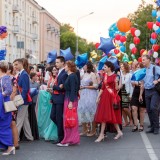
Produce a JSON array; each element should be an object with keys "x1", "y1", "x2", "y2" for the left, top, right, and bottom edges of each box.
[
  {"x1": 153, "y1": 52, "x2": 158, "y2": 58},
  {"x1": 153, "y1": 24, "x2": 159, "y2": 31},
  {"x1": 135, "y1": 30, "x2": 141, "y2": 37},
  {"x1": 129, "y1": 43, "x2": 135, "y2": 50},
  {"x1": 115, "y1": 40, "x2": 121, "y2": 45},
  {"x1": 157, "y1": 11, "x2": 160, "y2": 17}
]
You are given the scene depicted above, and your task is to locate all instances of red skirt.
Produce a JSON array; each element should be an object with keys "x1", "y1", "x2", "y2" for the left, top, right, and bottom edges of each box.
[{"x1": 94, "y1": 88, "x2": 122, "y2": 124}]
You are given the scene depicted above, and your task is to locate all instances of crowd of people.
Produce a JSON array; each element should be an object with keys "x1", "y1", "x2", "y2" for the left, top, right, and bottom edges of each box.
[{"x1": 0, "y1": 54, "x2": 160, "y2": 156}]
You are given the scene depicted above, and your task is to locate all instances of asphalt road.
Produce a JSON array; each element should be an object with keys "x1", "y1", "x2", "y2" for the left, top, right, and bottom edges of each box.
[{"x1": 1, "y1": 116, "x2": 160, "y2": 160}]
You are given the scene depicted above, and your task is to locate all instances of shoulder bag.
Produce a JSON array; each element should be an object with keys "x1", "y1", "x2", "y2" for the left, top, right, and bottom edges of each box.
[
  {"x1": 1, "y1": 79, "x2": 17, "y2": 113},
  {"x1": 153, "y1": 66, "x2": 160, "y2": 94}
]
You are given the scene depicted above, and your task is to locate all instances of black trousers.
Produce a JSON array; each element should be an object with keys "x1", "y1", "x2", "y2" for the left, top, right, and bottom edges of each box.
[
  {"x1": 145, "y1": 89, "x2": 160, "y2": 130},
  {"x1": 50, "y1": 103, "x2": 64, "y2": 142}
]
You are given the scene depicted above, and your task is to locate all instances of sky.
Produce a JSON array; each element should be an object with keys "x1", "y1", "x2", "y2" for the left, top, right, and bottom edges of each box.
[{"x1": 36, "y1": 0, "x2": 155, "y2": 43}]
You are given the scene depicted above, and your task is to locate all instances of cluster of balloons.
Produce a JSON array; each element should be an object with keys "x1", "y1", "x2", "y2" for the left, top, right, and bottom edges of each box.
[
  {"x1": 47, "y1": 47, "x2": 74, "y2": 64},
  {"x1": 129, "y1": 27, "x2": 141, "y2": 56},
  {"x1": 0, "y1": 26, "x2": 7, "y2": 60}
]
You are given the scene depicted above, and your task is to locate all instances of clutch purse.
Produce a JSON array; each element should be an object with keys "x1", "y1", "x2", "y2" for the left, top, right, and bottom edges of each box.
[
  {"x1": 13, "y1": 94, "x2": 24, "y2": 107},
  {"x1": 4, "y1": 101, "x2": 17, "y2": 113}
]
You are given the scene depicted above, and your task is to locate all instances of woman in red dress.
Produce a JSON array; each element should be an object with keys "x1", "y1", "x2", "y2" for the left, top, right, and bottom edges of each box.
[{"x1": 95, "y1": 61, "x2": 122, "y2": 142}]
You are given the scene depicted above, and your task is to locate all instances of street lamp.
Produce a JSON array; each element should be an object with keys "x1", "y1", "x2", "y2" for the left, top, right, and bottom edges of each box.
[{"x1": 75, "y1": 12, "x2": 94, "y2": 58}]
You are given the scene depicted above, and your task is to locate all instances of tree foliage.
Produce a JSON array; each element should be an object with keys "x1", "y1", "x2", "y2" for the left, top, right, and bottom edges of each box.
[
  {"x1": 60, "y1": 24, "x2": 96, "y2": 57},
  {"x1": 126, "y1": 0, "x2": 155, "y2": 58}
]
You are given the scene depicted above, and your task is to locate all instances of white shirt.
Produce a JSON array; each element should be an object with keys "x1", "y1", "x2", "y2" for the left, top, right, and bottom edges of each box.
[
  {"x1": 58, "y1": 68, "x2": 64, "y2": 76},
  {"x1": 44, "y1": 71, "x2": 50, "y2": 81},
  {"x1": 19, "y1": 69, "x2": 24, "y2": 76}
]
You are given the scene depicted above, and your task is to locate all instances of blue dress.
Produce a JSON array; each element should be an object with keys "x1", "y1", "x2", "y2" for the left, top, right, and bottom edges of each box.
[{"x1": 0, "y1": 75, "x2": 13, "y2": 149}]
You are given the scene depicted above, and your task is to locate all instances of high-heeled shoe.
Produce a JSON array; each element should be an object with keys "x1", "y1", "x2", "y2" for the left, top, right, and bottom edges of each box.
[
  {"x1": 114, "y1": 131, "x2": 123, "y2": 140},
  {"x1": 79, "y1": 130, "x2": 88, "y2": 136},
  {"x1": 95, "y1": 135, "x2": 105, "y2": 142},
  {"x1": 2, "y1": 147, "x2": 15, "y2": 155},
  {"x1": 138, "y1": 125, "x2": 144, "y2": 132},
  {"x1": 132, "y1": 125, "x2": 138, "y2": 132},
  {"x1": 87, "y1": 131, "x2": 96, "y2": 137}
]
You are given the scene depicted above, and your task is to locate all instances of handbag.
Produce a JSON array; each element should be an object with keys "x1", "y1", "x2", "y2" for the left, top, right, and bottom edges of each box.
[
  {"x1": 64, "y1": 107, "x2": 77, "y2": 128},
  {"x1": 153, "y1": 66, "x2": 160, "y2": 94},
  {"x1": 1, "y1": 79, "x2": 17, "y2": 113},
  {"x1": 13, "y1": 94, "x2": 24, "y2": 107}
]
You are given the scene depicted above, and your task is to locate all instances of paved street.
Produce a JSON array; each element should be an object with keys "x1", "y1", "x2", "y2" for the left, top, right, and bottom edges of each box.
[{"x1": 1, "y1": 116, "x2": 160, "y2": 160}]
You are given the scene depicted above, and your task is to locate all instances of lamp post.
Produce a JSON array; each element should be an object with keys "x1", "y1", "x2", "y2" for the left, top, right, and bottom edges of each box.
[{"x1": 75, "y1": 12, "x2": 94, "y2": 58}]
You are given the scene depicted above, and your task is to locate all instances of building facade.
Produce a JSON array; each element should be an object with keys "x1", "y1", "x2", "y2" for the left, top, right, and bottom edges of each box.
[
  {"x1": 40, "y1": 8, "x2": 60, "y2": 62},
  {"x1": 0, "y1": 0, "x2": 60, "y2": 64}
]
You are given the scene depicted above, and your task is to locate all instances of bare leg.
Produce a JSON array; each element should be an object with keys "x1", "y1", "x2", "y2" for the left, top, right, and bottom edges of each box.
[
  {"x1": 80, "y1": 123, "x2": 88, "y2": 135},
  {"x1": 122, "y1": 109, "x2": 129, "y2": 127},
  {"x1": 131, "y1": 106, "x2": 138, "y2": 130},
  {"x1": 114, "y1": 124, "x2": 123, "y2": 140},
  {"x1": 11, "y1": 121, "x2": 19, "y2": 147},
  {"x1": 95, "y1": 123, "x2": 106, "y2": 142},
  {"x1": 124, "y1": 108, "x2": 133, "y2": 126},
  {"x1": 139, "y1": 108, "x2": 146, "y2": 131},
  {"x1": 87, "y1": 122, "x2": 96, "y2": 136}
]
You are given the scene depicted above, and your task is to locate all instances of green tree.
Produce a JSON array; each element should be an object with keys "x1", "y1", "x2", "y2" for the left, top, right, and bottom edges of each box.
[
  {"x1": 60, "y1": 24, "x2": 95, "y2": 57},
  {"x1": 126, "y1": 0, "x2": 155, "y2": 59}
]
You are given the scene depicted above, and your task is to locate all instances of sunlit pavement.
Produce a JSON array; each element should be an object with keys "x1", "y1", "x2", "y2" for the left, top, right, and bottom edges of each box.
[{"x1": 1, "y1": 115, "x2": 160, "y2": 160}]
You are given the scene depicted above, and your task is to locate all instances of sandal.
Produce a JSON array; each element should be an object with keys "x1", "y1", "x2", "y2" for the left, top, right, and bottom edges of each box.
[
  {"x1": 132, "y1": 125, "x2": 138, "y2": 132},
  {"x1": 138, "y1": 125, "x2": 144, "y2": 132},
  {"x1": 123, "y1": 122, "x2": 130, "y2": 127}
]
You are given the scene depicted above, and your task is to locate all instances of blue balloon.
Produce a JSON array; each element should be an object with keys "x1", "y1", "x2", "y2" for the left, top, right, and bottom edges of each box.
[
  {"x1": 75, "y1": 53, "x2": 88, "y2": 68},
  {"x1": 30, "y1": 88, "x2": 38, "y2": 97},
  {"x1": 150, "y1": 38, "x2": 156, "y2": 44},
  {"x1": 152, "y1": 10, "x2": 157, "y2": 17},
  {"x1": 60, "y1": 47, "x2": 74, "y2": 61},
  {"x1": 107, "y1": 57, "x2": 119, "y2": 70},
  {"x1": 157, "y1": 17, "x2": 160, "y2": 22},
  {"x1": 98, "y1": 37, "x2": 115, "y2": 54},
  {"x1": 120, "y1": 46, "x2": 126, "y2": 52},
  {"x1": 97, "y1": 56, "x2": 108, "y2": 71},
  {"x1": 0, "y1": 50, "x2": 6, "y2": 60},
  {"x1": 47, "y1": 50, "x2": 57, "y2": 64},
  {"x1": 131, "y1": 68, "x2": 146, "y2": 81},
  {"x1": 155, "y1": 27, "x2": 160, "y2": 34},
  {"x1": 156, "y1": 0, "x2": 160, "y2": 6}
]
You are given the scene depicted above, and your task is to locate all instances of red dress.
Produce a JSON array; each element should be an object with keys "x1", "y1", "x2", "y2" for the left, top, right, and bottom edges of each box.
[{"x1": 95, "y1": 73, "x2": 122, "y2": 124}]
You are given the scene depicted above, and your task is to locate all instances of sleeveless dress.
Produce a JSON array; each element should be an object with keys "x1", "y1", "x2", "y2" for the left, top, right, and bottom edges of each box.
[
  {"x1": 78, "y1": 73, "x2": 98, "y2": 123},
  {"x1": 94, "y1": 74, "x2": 122, "y2": 124}
]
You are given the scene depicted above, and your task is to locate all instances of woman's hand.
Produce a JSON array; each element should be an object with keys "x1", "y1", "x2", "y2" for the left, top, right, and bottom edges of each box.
[
  {"x1": 96, "y1": 97, "x2": 100, "y2": 105},
  {"x1": 139, "y1": 95, "x2": 143, "y2": 102},
  {"x1": 59, "y1": 84, "x2": 63, "y2": 89},
  {"x1": 68, "y1": 102, "x2": 73, "y2": 109}
]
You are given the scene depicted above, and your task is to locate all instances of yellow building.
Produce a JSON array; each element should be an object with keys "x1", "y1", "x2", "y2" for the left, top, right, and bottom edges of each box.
[{"x1": 0, "y1": 0, "x2": 60, "y2": 64}]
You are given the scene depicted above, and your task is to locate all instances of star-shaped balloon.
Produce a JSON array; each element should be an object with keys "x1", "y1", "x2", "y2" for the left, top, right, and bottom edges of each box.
[
  {"x1": 107, "y1": 56, "x2": 119, "y2": 70},
  {"x1": 75, "y1": 53, "x2": 88, "y2": 69},
  {"x1": 97, "y1": 56, "x2": 108, "y2": 71},
  {"x1": 90, "y1": 50, "x2": 97, "y2": 59},
  {"x1": 47, "y1": 50, "x2": 57, "y2": 64},
  {"x1": 98, "y1": 37, "x2": 115, "y2": 54},
  {"x1": 60, "y1": 47, "x2": 74, "y2": 61}
]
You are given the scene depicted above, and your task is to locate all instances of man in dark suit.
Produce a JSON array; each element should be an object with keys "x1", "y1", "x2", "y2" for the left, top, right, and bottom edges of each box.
[
  {"x1": 13, "y1": 59, "x2": 33, "y2": 141},
  {"x1": 50, "y1": 56, "x2": 68, "y2": 143}
]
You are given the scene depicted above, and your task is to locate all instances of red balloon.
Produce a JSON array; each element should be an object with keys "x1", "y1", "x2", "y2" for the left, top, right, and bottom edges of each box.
[
  {"x1": 133, "y1": 37, "x2": 140, "y2": 45},
  {"x1": 131, "y1": 47, "x2": 137, "y2": 54},
  {"x1": 138, "y1": 57, "x2": 142, "y2": 63},
  {"x1": 147, "y1": 22, "x2": 154, "y2": 30},
  {"x1": 130, "y1": 27, "x2": 137, "y2": 37},
  {"x1": 156, "y1": 21, "x2": 160, "y2": 27},
  {"x1": 115, "y1": 34, "x2": 121, "y2": 40},
  {"x1": 95, "y1": 43, "x2": 100, "y2": 49},
  {"x1": 151, "y1": 32, "x2": 158, "y2": 39},
  {"x1": 114, "y1": 49, "x2": 120, "y2": 54},
  {"x1": 140, "y1": 49, "x2": 145, "y2": 56},
  {"x1": 152, "y1": 44, "x2": 159, "y2": 51},
  {"x1": 120, "y1": 36, "x2": 127, "y2": 43}
]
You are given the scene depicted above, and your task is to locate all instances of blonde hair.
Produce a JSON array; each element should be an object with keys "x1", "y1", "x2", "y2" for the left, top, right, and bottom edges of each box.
[{"x1": 0, "y1": 60, "x2": 8, "y2": 73}]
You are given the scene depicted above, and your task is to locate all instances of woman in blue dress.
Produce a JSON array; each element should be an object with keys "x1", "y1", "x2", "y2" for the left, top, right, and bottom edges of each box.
[{"x1": 0, "y1": 60, "x2": 15, "y2": 155}]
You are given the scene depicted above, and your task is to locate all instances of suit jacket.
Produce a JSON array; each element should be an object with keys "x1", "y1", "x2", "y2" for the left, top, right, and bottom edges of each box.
[
  {"x1": 52, "y1": 69, "x2": 68, "y2": 104},
  {"x1": 18, "y1": 70, "x2": 30, "y2": 105}
]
